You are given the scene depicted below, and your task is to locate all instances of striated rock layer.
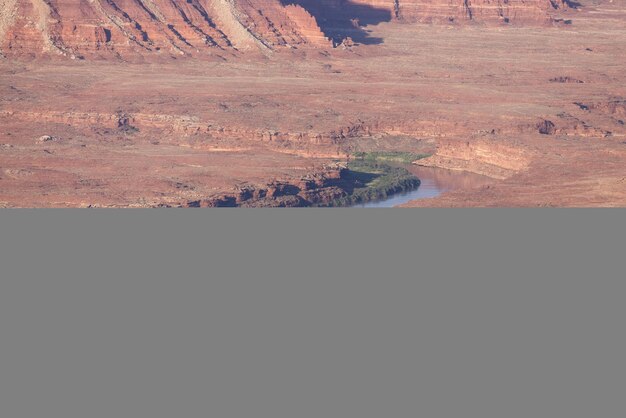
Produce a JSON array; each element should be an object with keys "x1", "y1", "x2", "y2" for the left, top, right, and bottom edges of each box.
[
  {"x1": 0, "y1": 0, "x2": 568, "y2": 58},
  {"x1": 0, "y1": 0, "x2": 330, "y2": 58},
  {"x1": 288, "y1": 0, "x2": 569, "y2": 26},
  {"x1": 348, "y1": 0, "x2": 570, "y2": 24}
]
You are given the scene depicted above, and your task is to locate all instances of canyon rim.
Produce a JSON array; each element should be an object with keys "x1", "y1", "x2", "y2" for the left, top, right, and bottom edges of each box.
[{"x1": 1, "y1": 0, "x2": 625, "y2": 207}]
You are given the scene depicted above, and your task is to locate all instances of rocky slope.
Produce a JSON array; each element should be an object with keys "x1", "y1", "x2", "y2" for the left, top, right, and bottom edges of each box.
[
  {"x1": 0, "y1": 0, "x2": 329, "y2": 58},
  {"x1": 0, "y1": 0, "x2": 569, "y2": 58}
]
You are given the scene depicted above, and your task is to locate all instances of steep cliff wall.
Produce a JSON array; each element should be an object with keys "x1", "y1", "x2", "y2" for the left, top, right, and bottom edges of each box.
[
  {"x1": 292, "y1": 0, "x2": 568, "y2": 24},
  {"x1": 396, "y1": 0, "x2": 569, "y2": 24},
  {"x1": 235, "y1": 0, "x2": 330, "y2": 48},
  {"x1": 0, "y1": 0, "x2": 329, "y2": 58},
  {"x1": 0, "y1": 0, "x2": 569, "y2": 58}
]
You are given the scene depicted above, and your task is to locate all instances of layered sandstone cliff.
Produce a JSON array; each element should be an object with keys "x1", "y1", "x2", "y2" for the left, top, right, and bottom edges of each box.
[
  {"x1": 0, "y1": 0, "x2": 570, "y2": 58},
  {"x1": 293, "y1": 0, "x2": 569, "y2": 25},
  {"x1": 0, "y1": 0, "x2": 329, "y2": 58},
  {"x1": 397, "y1": 0, "x2": 568, "y2": 23}
]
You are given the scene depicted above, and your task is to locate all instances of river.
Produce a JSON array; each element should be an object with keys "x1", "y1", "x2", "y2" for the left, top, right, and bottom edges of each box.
[{"x1": 351, "y1": 165, "x2": 494, "y2": 208}]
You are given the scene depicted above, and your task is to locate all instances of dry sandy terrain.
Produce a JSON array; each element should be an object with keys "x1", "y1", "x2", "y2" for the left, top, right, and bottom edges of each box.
[{"x1": 1, "y1": 1, "x2": 625, "y2": 207}]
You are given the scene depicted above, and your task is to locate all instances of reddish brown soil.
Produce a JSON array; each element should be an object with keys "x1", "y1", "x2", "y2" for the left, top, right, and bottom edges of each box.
[{"x1": 1, "y1": 1, "x2": 625, "y2": 207}]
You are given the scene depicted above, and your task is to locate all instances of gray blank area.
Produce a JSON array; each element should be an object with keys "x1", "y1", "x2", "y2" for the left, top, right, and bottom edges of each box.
[{"x1": 1, "y1": 210, "x2": 625, "y2": 418}]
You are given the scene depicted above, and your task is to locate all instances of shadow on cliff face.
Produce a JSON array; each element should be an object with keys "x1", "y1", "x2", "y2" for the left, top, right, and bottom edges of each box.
[{"x1": 281, "y1": 0, "x2": 392, "y2": 45}]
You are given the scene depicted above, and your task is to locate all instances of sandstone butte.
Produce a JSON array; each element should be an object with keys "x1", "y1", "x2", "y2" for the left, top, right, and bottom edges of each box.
[{"x1": 1, "y1": 1, "x2": 625, "y2": 207}]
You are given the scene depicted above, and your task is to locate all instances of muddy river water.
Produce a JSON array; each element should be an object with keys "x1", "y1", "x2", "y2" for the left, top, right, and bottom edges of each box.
[{"x1": 351, "y1": 165, "x2": 494, "y2": 208}]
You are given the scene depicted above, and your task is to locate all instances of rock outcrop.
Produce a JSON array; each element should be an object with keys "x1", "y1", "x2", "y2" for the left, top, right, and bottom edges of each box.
[
  {"x1": 0, "y1": 0, "x2": 330, "y2": 58},
  {"x1": 0, "y1": 0, "x2": 570, "y2": 58},
  {"x1": 185, "y1": 165, "x2": 351, "y2": 207},
  {"x1": 347, "y1": 0, "x2": 570, "y2": 24},
  {"x1": 284, "y1": 1, "x2": 573, "y2": 46}
]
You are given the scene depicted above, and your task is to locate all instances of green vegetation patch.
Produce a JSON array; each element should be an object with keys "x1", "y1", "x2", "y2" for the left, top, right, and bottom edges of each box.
[
  {"x1": 320, "y1": 160, "x2": 421, "y2": 207},
  {"x1": 352, "y1": 151, "x2": 431, "y2": 164}
]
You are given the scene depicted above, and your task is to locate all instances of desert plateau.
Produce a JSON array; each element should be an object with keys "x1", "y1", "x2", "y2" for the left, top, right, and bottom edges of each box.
[{"x1": 1, "y1": 0, "x2": 625, "y2": 207}]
